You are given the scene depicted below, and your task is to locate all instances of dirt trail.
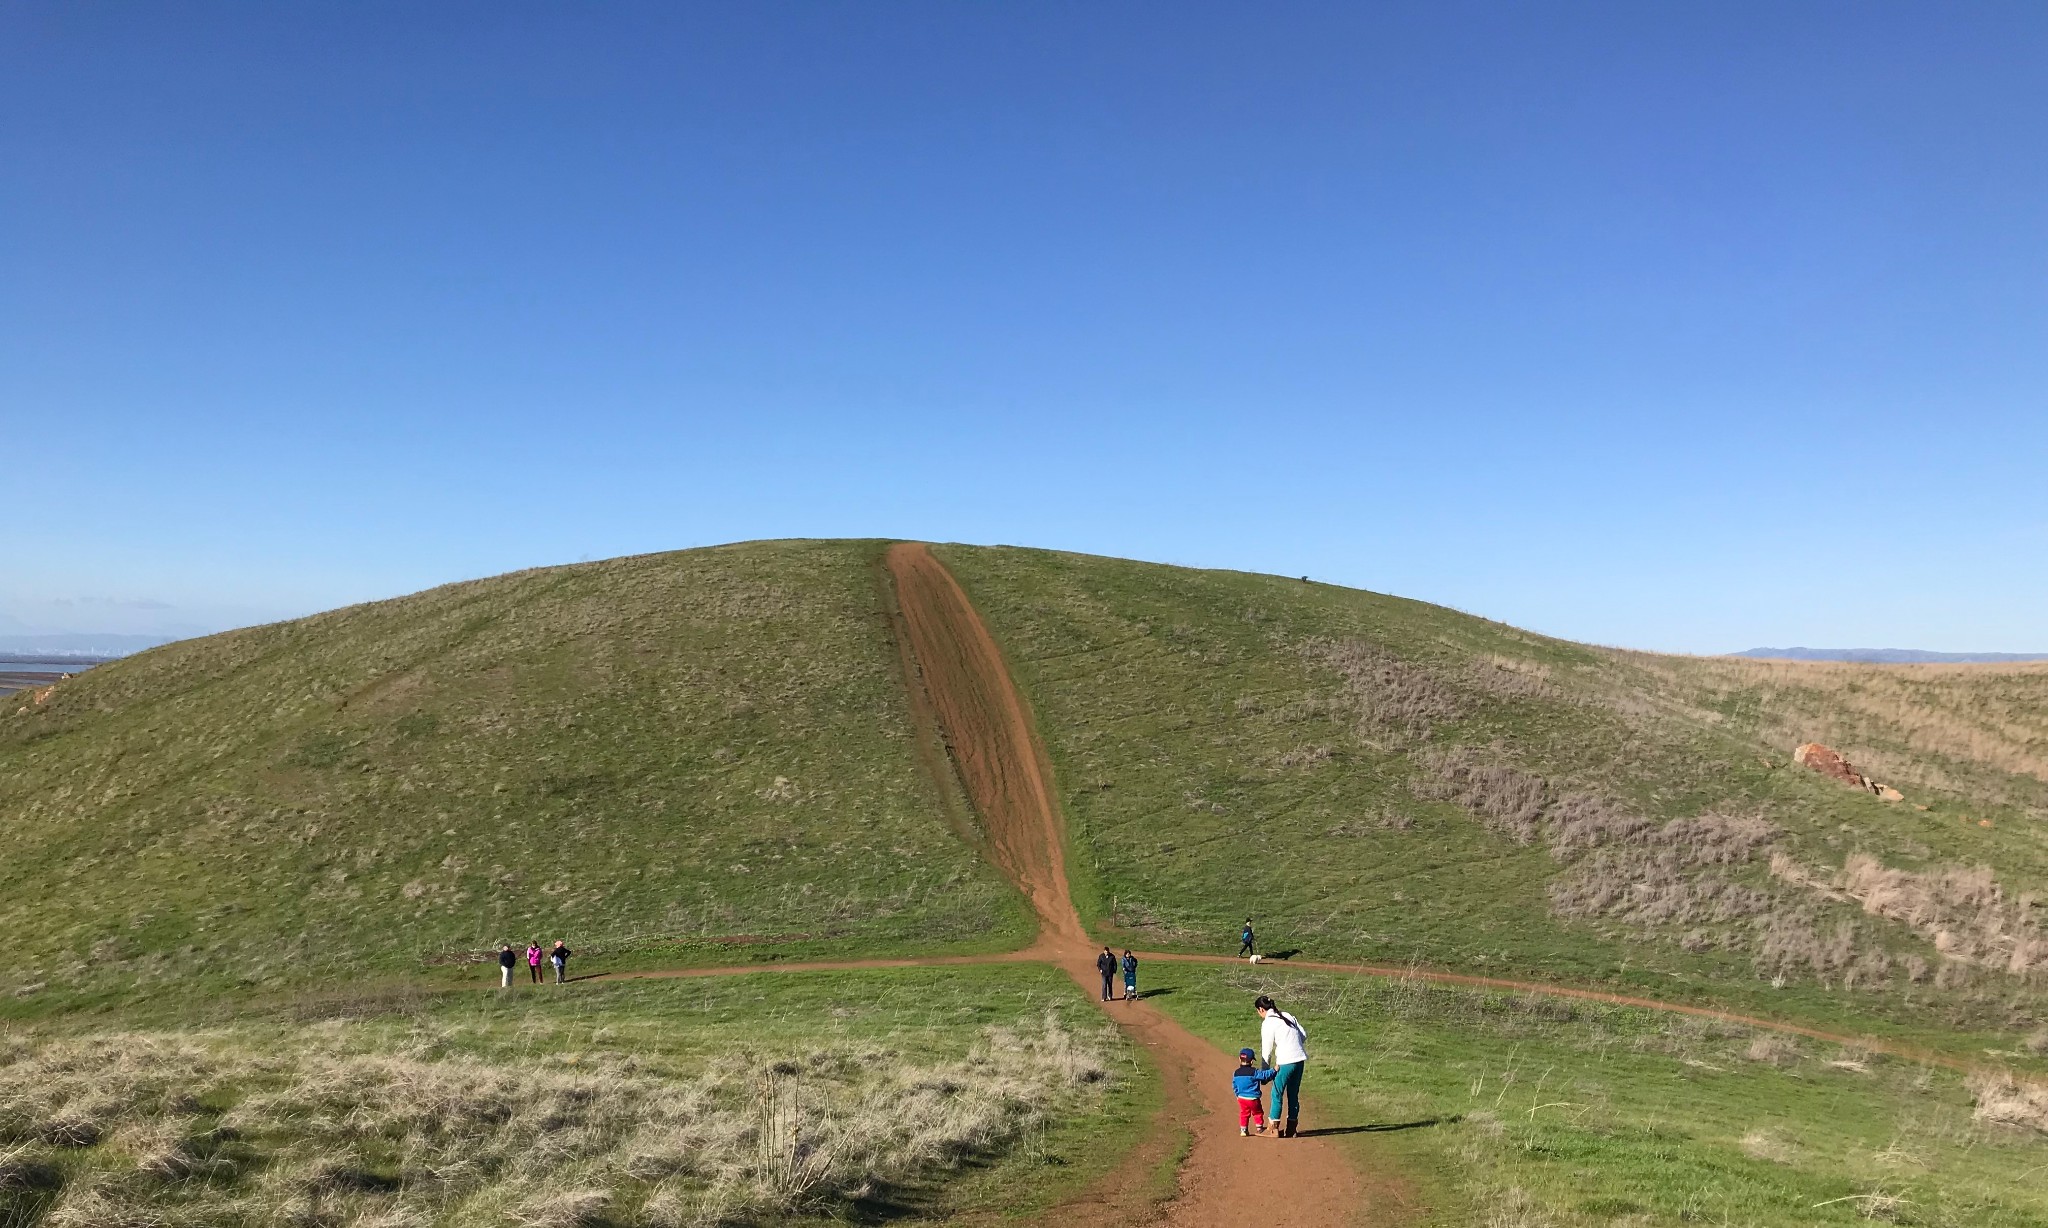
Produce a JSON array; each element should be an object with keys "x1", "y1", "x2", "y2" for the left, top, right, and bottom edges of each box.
[
  {"x1": 592, "y1": 543, "x2": 1998, "y2": 1220},
  {"x1": 605, "y1": 951, "x2": 1972, "y2": 1077},
  {"x1": 881, "y1": 543, "x2": 1392, "y2": 1228}
]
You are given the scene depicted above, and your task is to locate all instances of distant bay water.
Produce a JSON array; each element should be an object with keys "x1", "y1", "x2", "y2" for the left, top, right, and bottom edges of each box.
[{"x1": 0, "y1": 658, "x2": 111, "y2": 674}]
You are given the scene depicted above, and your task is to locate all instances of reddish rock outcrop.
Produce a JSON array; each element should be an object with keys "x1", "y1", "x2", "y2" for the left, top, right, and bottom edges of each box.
[{"x1": 1793, "y1": 743, "x2": 1904, "y2": 802}]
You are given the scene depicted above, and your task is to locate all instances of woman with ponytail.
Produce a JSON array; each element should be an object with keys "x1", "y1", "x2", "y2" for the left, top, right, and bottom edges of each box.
[{"x1": 1254, "y1": 994, "x2": 1309, "y2": 1137}]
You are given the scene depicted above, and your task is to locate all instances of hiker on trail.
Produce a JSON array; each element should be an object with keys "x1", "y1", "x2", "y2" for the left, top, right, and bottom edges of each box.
[
  {"x1": 1232, "y1": 1048, "x2": 1277, "y2": 1136},
  {"x1": 1256, "y1": 994, "x2": 1309, "y2": 1137},
  {"x1": 1096, "y1": 947, "x2": 1117, "y2": 1002},
  {"x1": 1121, "y1": 949, "x2": 1138, "y2": 1001},
  {"x1": 497, "y1": 944, "x2": 516, "y2": 989},
  {"x1": 526, "y1": 942, "x2": 544, "y2": 984},
  {"x1": 1239, "y1": 919, "x2": 1255, "y2": 959},
  {"x1": 550, "y1": 940, "x2": 571, "y2": 984}
]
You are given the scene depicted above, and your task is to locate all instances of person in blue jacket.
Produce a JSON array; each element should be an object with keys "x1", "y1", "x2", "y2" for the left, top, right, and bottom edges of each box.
[{"x1": 1232, "y1": 1047, "x2": 1277, "y2": 1135}]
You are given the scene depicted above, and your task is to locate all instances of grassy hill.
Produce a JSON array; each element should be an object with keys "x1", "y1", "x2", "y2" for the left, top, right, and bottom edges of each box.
[
  {"x1": 1, "y1": 540, "x2": 1030, "y2": 1012},
  {"x1": 10, "y1": 538, "x2": 2048, "y2": 1227},
  {"x1": 936, "y1": 545, "x2": 2048, "y2": 1039},
  {"x1": 12, "y1": 537, "x2": 2048, "y2": 1040}
]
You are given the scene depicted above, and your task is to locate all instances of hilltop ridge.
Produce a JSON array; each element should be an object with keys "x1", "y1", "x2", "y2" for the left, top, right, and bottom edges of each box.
[{"x1": 1735, "y1": 647, "x2": 2048, "y2": 663}]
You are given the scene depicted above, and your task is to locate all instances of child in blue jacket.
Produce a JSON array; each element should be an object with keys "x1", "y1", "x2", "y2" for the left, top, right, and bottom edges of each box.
[{"x1": 1232, "y1": 1048, "x2": 1277, "y2": 1135}]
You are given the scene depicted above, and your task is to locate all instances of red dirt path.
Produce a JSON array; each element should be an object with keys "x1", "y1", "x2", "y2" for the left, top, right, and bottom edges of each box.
[
  {"x1": 595, "y1": 543, "x2": 1994, "y2": 1224},
  {"x1": 888, "y1": 543, "x2": 1384, "y2": 1228}
]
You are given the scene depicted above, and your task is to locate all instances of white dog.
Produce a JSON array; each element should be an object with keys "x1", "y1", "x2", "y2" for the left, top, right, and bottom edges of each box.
[{"x1": 1248, "y1": 953, "x2": 1262, "y2": 964}]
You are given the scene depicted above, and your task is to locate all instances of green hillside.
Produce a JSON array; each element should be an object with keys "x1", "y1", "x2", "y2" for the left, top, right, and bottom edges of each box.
[
  {"x1": 11, "y1": 538, "x2": 2048, "y2": 1228},
  {"x1": 936, "y1": 545, "x2": 2048, "y2": 1038},
  {"x1": 12, "y1": 536, "x2": 2048, "y2": 1041},
  {"x1": 1, "y1": 540, "x2": 1029, "y2": 1010}
]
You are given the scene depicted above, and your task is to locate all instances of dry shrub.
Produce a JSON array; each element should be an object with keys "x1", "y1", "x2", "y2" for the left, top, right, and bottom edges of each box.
[
  {"x1": 1550, "y1": 806, "x2": 1773, "y2": 868},
  {"x1": 1772, "y1": 852, "x2": 2048, "y2": 980},
  {"x1": 1549, "y1": 855, "x2": 1773, "y2": 929},
  {"x1": 1547, "y1": 812, "x2": 1778, "y2": 931},
  {"x1": 1465, "y1": 656, "x2": 1559, "y2": 703},
  {"x1": 1968, "y1": 1070, "x2": 2048, "y2": 1132},
  {"x1": 1417, "y1": 748, "x2": 1550, "y2": 844},
  {"x1": 1544, "y1": 794, "x2": 1652, "y2": 859},
  {"x1": 1754, "y1": 909, "x2": 1861, "y2": 983},
  {"x1": 1744, "y1": 1034, "x2": 1799, "y2": 1066},
  {"x1": 1304, "y1": 639, "x2": 1464, "y2": 742}
]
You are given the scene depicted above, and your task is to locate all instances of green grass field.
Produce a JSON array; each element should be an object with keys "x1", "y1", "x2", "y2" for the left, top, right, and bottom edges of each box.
[{"x1": 10, "y1": 538, "x2": 2048, "y2": 1226}]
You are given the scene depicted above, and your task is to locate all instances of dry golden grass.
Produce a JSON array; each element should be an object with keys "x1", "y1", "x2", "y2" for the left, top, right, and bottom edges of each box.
[
  {"x1": 1967, "y1": 1069, "x2": 2048, "y2": 1134},
  {"x1": 0, "y1": 1011, "x2": 1115, "y2": 1227},
  {"x1": 1614, "y1": 653, "x2": 2048, "y2": 801},
  {"x1": 1768, "y1": 850, "x2": 2048, "y2": 980}
]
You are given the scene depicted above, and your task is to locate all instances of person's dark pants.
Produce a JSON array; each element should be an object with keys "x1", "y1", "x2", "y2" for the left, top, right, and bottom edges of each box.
[
  {"x1": 1100, "y1": 974, "x2": 1113, "y2": 1001},
  {"x1": 1240, "y1": 939, "x2": 1254, "y2": 957},
  {"x1": 1270, "y1": 1062, "x2": 1304, "y2": 1135},
  {"x1": 529, "y1": 964, "x2": 542, "y2": 983}
]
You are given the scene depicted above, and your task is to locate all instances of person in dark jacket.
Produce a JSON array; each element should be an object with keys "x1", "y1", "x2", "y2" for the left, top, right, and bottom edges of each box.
[
  {"x1": 1095, "y1": 947, "x2": 1117, "y2": 1001},
  {"x1": 550, "y1": 940, "x2": 572, "y2": 984},
  {"x1": 497, "y1": 944, "x2": 516, "y2": 989},
  {"x1": 1120, "y1": 949, "x2": 1138, "y2": 1001},
  {"x1": 1239, "y1": 919, "x2": 1256, "y2": 959}
]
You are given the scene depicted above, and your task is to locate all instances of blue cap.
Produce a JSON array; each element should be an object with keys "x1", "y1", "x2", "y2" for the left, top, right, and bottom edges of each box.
[{"x1": 1239, "y1": 1048, "x2": 1256, "y2": 1058}]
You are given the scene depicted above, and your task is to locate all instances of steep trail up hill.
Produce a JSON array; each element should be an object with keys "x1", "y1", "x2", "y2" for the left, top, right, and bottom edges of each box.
[
  {"x1": 882, "y1": 542, "x2": 1389, "y2": 1228},
  {"x1": 601, "y1": 544, "x2": 2039, "y2": 1223}
]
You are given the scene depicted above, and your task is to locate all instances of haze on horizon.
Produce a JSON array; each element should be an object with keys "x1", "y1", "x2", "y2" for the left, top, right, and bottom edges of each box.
[{"x1": 5, "y1": 3, "x2": 2045, "y2": 655}]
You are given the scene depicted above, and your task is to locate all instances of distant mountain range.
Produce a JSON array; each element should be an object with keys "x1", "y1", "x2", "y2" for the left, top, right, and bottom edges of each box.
[
  {"x1": 1732, "y1": 647, "x2": 2048, "y2": 664},
  {"x1": 0, "y1": 633, "x2": 176, "y2": 657}
]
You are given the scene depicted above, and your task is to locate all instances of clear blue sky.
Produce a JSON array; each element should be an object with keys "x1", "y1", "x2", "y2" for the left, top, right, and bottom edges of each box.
[{"x1": 5, "y1": 3, "x2": 2044, "y2": 653}]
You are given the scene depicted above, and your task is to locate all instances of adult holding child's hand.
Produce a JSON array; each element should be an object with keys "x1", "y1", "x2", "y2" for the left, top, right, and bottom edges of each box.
[{"x1": 1255, "y1": 994, "x2": 1309, "y2": 1138}]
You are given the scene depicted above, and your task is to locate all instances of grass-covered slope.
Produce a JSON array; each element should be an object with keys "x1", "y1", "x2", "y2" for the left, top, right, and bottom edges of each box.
[
  {"x1": 937, "y1": 545, "x2": 2048, "y2": 1036},
  {"x1": 3, "y1": 540, "x2": 1029, "y2": 1009}
]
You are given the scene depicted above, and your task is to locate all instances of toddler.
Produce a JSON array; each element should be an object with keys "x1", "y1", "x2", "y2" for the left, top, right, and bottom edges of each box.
[{"x1": 1232, "y1": 1048, "x2": 1276, "y2": 1135}]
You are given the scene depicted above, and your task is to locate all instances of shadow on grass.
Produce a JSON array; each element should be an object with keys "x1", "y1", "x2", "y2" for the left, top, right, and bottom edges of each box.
[
  {"x1": 1126, "y1": 988, "x2": 1175, "y2": 1000},
  {"x1": 1295, "y1": 1116, "x2": 1458, "y2": 1138}
]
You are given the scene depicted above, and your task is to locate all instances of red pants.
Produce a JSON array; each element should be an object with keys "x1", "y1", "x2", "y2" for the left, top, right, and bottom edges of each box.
[{"x1": 1237, "y1": 1097, "x2": 1266, "y2": 1129}]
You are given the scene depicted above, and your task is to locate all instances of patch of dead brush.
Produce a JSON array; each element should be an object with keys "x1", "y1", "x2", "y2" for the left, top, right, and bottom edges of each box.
[
  {"x1": 1304, "y1": 638, "x2": 1464, "y2": 743},
  {"x1": 7, "y1": 1012, "x2": 1117, "y2": 1228},
  {"x1": 1968, "y1": 1069, "x2": 2048, "y2": 1132}
]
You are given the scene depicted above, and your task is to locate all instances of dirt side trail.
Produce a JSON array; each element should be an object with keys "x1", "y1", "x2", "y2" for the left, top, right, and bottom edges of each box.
[{"x1": 883, "y1": 543, "x2": 1397, "y2": 1228}]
